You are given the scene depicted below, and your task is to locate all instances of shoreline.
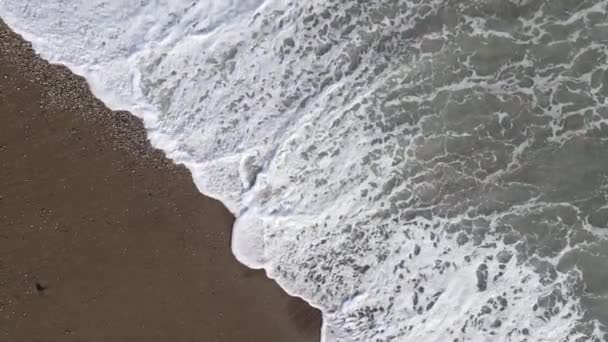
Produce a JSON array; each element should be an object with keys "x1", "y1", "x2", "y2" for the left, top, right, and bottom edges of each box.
[{"x1": 0, "y1": 19, "x2": 321, "y2": 341}]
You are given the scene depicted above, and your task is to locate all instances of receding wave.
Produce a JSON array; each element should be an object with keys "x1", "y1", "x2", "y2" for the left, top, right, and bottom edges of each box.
[{"x1": 2, "y1": 0, "x2": 608, "y2": 340}]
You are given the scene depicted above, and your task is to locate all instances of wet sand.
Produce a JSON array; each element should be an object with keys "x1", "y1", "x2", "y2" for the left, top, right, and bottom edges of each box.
[{"x1": 0, "y1": 20, "x2": 321, "y2": 342}]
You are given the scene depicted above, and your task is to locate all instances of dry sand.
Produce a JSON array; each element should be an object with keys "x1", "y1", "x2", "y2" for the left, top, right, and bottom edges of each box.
[{"x1": 0, "y1": 20, "x2": 321, "y2": 342}]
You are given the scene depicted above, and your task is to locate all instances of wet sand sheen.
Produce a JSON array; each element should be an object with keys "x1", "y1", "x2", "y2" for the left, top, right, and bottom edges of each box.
[{"x1": 0, "y1": 20, "x2": 321, "y2": 342}]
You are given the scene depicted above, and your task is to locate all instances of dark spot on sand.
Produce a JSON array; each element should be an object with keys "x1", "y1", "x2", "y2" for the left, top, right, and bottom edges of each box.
[{"x1": 35, "y1": 282, "x2": 48, "y2": 293}]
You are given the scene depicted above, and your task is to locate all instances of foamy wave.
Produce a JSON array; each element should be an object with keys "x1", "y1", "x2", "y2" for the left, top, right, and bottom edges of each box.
[{"x1": 3, "y1": 0, "x2": 608, "y2": 340}]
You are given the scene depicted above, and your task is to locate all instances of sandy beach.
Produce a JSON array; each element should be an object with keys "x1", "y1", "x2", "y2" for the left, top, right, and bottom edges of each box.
[{"x1": 0, "y1": 20, "x2": 320, "y2": 342}]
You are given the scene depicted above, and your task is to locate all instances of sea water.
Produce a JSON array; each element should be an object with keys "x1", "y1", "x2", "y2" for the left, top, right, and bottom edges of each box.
[{"x1": 2, "y1": 0, "x2": 608, "y2": 340}]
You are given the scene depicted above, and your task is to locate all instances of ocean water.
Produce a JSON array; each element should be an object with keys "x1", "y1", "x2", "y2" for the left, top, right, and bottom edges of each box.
[{"x1": 2, "y1": 0, "x2": 608, "y2": 340}]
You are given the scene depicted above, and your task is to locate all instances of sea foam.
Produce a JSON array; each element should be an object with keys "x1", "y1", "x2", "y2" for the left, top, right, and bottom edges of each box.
[{"x1": 3, "y1": 0, "x2": 608, "y2": 340}]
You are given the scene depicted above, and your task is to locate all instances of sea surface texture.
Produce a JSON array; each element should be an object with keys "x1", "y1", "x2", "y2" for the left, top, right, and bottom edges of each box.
[{"x1": 2, "y1": 0, "x2": 608, "y2": 340}]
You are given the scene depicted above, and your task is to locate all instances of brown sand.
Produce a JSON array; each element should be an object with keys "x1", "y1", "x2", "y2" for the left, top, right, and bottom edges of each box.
[{"x1": 0, "y1": 20, "x2": 321, "y2": 342}]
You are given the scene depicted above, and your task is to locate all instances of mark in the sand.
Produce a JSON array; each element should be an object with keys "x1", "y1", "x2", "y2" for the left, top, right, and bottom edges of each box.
[{"x1": 35, "y1": 282, "x2": 48, "y2": 293}]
